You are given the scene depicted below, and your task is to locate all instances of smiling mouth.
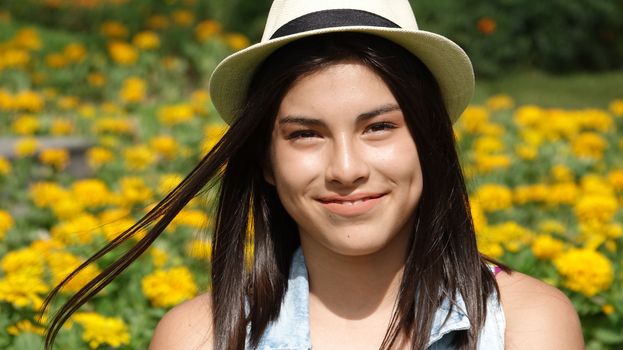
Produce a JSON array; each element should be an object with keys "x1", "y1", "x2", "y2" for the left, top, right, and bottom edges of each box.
[{"x1": 318, "y1": 193, "x2": 386, "y2": 216}]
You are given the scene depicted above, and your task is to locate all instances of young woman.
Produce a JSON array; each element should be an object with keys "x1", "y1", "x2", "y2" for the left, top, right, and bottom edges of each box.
[{"x1": 45, "y1": 1, "x2": 584, "y2": 349}]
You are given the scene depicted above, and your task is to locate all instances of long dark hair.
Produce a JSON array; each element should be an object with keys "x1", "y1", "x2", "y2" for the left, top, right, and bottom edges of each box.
[{"x1": 43, "y1": 33, "x2": 498, "y2": 350}]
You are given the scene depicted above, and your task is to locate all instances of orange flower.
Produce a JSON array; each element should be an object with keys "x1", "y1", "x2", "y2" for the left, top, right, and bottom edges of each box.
[
  {"x1": 107, "y1": 41, "x2": 138, "y2": 65},
  {"x1": 477, "y1": 17, "x2": 497, "y2": 35}
]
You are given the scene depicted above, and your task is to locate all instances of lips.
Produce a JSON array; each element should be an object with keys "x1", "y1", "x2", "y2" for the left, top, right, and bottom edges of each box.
[{"x1": 317, "y1": 193, "x2": 386, "y2": 217}]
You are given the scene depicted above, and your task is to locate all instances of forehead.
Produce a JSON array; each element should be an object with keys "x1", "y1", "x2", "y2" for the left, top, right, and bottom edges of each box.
[{"x1": 277, "y1": 61, "x2": 397, "y2": 120}]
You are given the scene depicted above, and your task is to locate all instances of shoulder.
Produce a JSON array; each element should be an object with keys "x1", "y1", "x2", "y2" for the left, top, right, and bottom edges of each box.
[
  {"x1": 149, "y1": 292, "x2": 213, "y2": 350},
  {"x1": 495, "y1": 270, "x2": 584, "y2": 349}
]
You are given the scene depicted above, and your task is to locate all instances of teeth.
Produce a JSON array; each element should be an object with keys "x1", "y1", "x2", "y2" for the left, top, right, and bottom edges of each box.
[{"x1": 335, "y1": 199, "x2": 365, "y2": 205}]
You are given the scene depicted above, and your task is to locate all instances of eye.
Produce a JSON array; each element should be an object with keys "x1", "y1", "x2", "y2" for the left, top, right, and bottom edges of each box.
[
  {"x1": 365, "y1": 122, "x2": 397, "y2": 133},
  {"x1": 287, "y1": 129, "x2": 320, "y2": 140}
]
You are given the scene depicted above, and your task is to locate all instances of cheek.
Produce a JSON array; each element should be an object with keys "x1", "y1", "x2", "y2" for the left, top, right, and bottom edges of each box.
[{"x1": 270, "y1": 141, "x2": 324, "y2": 195}]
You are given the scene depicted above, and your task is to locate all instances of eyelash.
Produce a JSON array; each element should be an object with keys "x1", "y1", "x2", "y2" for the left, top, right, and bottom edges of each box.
[{"x1": 286, "y1": 122, "x2": 397, "y2": 140}]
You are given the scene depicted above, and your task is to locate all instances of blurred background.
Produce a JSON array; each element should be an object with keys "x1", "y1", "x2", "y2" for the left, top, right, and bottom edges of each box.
[{"x1": 0, "y1": 0, "x2": 621, "y2": 349}]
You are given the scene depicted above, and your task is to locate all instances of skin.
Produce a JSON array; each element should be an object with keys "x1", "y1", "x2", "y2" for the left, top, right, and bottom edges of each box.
[{"x1": 148, "y1": 62, "x2": 584, "y2": 350}]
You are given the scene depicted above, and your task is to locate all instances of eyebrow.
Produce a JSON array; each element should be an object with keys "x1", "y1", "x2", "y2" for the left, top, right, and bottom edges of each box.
[{"x1": 278, "y1": 104, "x2": 401, "y2": 126}]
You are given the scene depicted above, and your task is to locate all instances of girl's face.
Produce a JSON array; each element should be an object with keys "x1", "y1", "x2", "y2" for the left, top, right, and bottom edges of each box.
[{"x1": 267, "y1": 62, "x2": 423, "y2": 258}]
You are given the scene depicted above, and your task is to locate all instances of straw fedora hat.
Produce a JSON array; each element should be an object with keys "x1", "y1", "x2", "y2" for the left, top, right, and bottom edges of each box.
[{"x1": 209, "y1": 0, "x2": 474, "y2": 124}]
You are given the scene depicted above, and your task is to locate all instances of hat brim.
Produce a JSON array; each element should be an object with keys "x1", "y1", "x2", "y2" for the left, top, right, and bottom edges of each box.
[{"x1": 209, "y1": 26, "x2": 474, "y2": 124}]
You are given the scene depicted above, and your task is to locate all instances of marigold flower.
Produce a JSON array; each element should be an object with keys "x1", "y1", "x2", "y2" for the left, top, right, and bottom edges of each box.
[
  {"x1": 1, "y1": 247, "x2": 44, "y2": 277},
  {"x1": 118, "y1": 176, "x2": 153, "y2": 207},
  {"x1": 571, "y1": 132, "x2": 607, "y2": 159},
  {"x1": 86, "y1": 146, "x2": 114, "y2": 169},
  {"x1": 195, "y1": 20, "x2": 221, "y2": 42},
  {"x1": 13, "y1": 27, "x2": 42, "y2": 50},
  {"x1": 158, "y1": 103, "x2": 194, "y2": 126},
  {"x1": 7, "y1": 320, "x2": 45, "y2": 336},
  {"x1": 141, "y1": 267, "x2": 198, "y2": 307},
  {"x1": 607, "y1": 169, "x2": 623, "y2": 191},
  {"x1": 0, "y1": 156, "x2": 11, "y2": 175},
  {"x1": 150, "y1": 247, "x2": 168, "y2": 268},
  {"x1": 119, "y1": 76, "x2": 147, "y2": 103},
  {"x1": 51, "y1": 197, "x2": 85, "y2": 220},
  {"x1": 39, "y1": 148, "x2": 70, "y2": 170},
  {"x1": 472, "y1": 184, "x2": 513, "y2": 212},
  {"x1": 186, "y1": 240, "x2": 212, "y2": 260},
  {"x1": 100, "y1": 20, "x2": 129, "y2": 38},
  {"x1": 609, "y1": 99, "x2": 623, "y2": 116},
  {"x1": 0, "y1": 210, "x2": 14, "y2": 240},
  {"x1": 550, "y1": 164, "x2": 574, "y2": 182},
  {"x1": 172, "y1": 9, "x2": 195, "y2": 26},
  {"x1": 93, "y1": 117, "x2": 134, "y2": 135},
  {"x1": 0, "y1": 273, "x2": 48, "y2": 308},
  {"x1": 123, "y1": 144, "x2": 156, "y2": 171},
  {"x1": 29, "y1": 181, "x2": 68, "y2": 208},
  {"x1": 63, "y1": 42, "x2": 87, "y2": 62},
  {"x1": 47, "y1": 251, "x2": 101, "y2": 292},
  {"x1": 11, "y1": 114, "x2": 40, "y2": 135},
  {"x1": 513, "y1": 105, "x2": 545, "y2": 128},
  {"x1": 574, "y1": 194, "x2": 618, "y2": 223},
  {"x1": 602, "y1": 304, "x2": 615, "y2": 315},
  {"x1": 50, "y1": 118, "x2": 74, "y2": 135},
  {"x1": 554, "y1": 248, "x2": 613, "y2": 296},
  {"x1": 0, "y1": 49, "x2": 31, "y2": 70},
  {"x1": 14, "y1": 137, "x2": 38, "y2": 157},
  {"x1": 223, "y1": 33, "x2": 250, "y2": 50},
  {"x1": 146, "y1": 14, "x2": 170, "y2": 30},
  {"x1": 191, "y1": 89, "x2": 210, "y2": 114},
  {"x1": 87, "y1": 72, "x2": 106, "y2": 87},
  {"x1": 51, "y1": 213, "x2": 100, "y2": 244},
  {"x1": 486, "y1": 94, "x2": 514, "y2": 110},
  {"x1": 150, "y1": 135, "x2": 178, "y2": 160},
  {"x1": 107, "y1": 41, "x2": 138, "y2": 65},
  {"x1": 71, "y1": 179, "x2": 113, "y2": 208},
  {"x1": 577, "y1": 108, "x2": 613, "y2": 132},
  {"x1": 13, "y1": 90, "x2": 45, "y2": 112},
  {"x1": 474, "y1": 154, "x2": 511, "y2": 173},
  {"x1": 514, "y1": 184, "x2": 548, "y2": 205},
  {"x1": 459, "y1": 105, "x2": 489, "y2": 133},
  {"x1": 73, "y1": 312, "x2": 131, "y2": 349},
  {"x1": 531, "y1": 234, "x2": 565, "y2": 260},
  {"x1": 132, "y1": 30, "x2": 160, "y2": 50},
  {"x1": 544, "y1": 182, "x2": 578, "y2": 206},
  {"x1": 157, "y1": 173, "x2": 183, "y2": 195},
  {"x1": 477, "y1": 17, "x2": 496, "y2": 35}
]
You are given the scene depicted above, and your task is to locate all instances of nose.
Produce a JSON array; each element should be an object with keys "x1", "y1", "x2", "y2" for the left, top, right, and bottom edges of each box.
[{"x1": 325, "y1": 136, "x2": 370, "y2": 186}]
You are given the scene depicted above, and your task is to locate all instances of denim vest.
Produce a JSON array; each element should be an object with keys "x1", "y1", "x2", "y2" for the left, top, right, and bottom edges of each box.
[{"x1": 247, "y1": 248, "x2": 505, "y2": 349}]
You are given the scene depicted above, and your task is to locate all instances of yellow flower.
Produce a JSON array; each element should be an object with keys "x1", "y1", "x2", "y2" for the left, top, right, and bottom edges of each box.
[
  {"x1": 149, "y1": 247, "x2": 168, "y2": 268},
  {"x1": 86, "y1": 146, "x2": 114, "y2": 168},
  {"x1": 63, "y1": 42, "x2": 87, "y2": 63},
  {"x1": 607, "y1": 169, "x2": 623, "y2": 191},
  {"x1": 73, "y1": 312, "x2": 130, "y2": 349},
  {"x1": 538, "y1": 220, "x2": 566, "y2": 235},
  {"x1": 29, "y1": 181, "x2": 68, "y2": 208},
  {"x1": 223, "y1": 33, "x2": 250, "y2": 50},
  {"x1": 79, "y1": 103, "x2": 97, "y2": 118},
  {"x1": 12, "y1": 27, "x2": 42, "y2": 50},
  {"x1": 554, "y1": 248, "x2": 613, "y2": 296},
  {"x1": 100, "y1": 20, "x2": 129, "y2": 38},
  {"x1": 609, "y1": 99, "x2": 623, "y2": 116},
  {"x1": 150, "y1": 135, "x2": 179, "y2": 160},
  {"x1": 157, "y1": 173, "x2": 183, "y2": 196},
  {"x1": 51, "y1": 214, "x2": 100, "y2": 244},
  {"x1": 515, "y1": 144, "x2": 538, "y2": 160},
  {"x1": 602, "y1": 304, "x2": 615, "y2": 315},
  {"x1": 14, "y1": 137, "x2": 38, "y2": 157},
  {"x1": 574, "y1": 194, "x2": 618, "y2": 223},
  {"x1": 45, "y1": 53, "x2": 67, "y2": 68},
  {"x1": 118, "y1": 176, "x2": 153, "y2": 207},
  {"x1": 169, "y1": 209, "x2": 210, "y2": 231},
  {"x1": 132, "y1": 31, "x2": 160, "y2": 50},
  {"x1": 123, "y1": 144, "x2": 156, "y2": 171},
  {"x1": 474, "y1": 154, "x2": 511, "y2": 173},
  {"x1": 141, "y1": 267, "x2": 198, "y2": 307},
  {"x1": 531, "y1": 235, "x2": 565, "y2": 260},
  {"x1": 47, "y1": 251, "x2": 101, "y2": 293},
  {"x1": 120, "y1": 76, "x2": 147, "y2": 103},
  {"x1": 486, "y1": 221, "x2": 534, "y2": 253},
  {"x1": 146, "y1": 14, "x2": 170, "y2": 30},
  {"x1": 71, "y1": 179, "x2": 113, "y2": 208},
  {"x1": 472, "y1": 184, "x2": 513, "y2": 212},
  {"x1": 459, "y1": 105, "x2": 489, "y2": 133},
  {"x1": 51, "y1": 197, "x2": 85, "y2": 220},
  {"x1": 186, "y1": 239, "x2": 212, "y2": 260},
  {"x1": 514, "y1": 184, "x2": 548, "y2": 205},
  {"x1": 87, "y1": 72, "x2": 106, "y2": 87},
  {"x1": 201, "y1": 123, "x2": 228, "y2": 155},
  {"x1": 191, "y1": 89, "x2": 210, "y2": 115},
  {"x1": 571, "y1": 132, "x2": 607, "y2": 159},
  {"x1": 11, "y1": 114, "x2": 40, "y2": 135},
  {"x1": 577, "y1": 108, "x2": 613, "y2": 132},
  {"x1": 485, "y1": 94, "x2": 514, "y2": 110},
  {"x1": 99, "y1": 208, "x2": 133, "y2": 241},
  {"x1": 513, "y1": 105, "x2": 545, "y2": 128},
  {"x1": 0, "y1": 49, "x2": 31, "y2": 70},
  {"x1": 57, "y1": 95, "x2": 80, "y2": 110},
  {"x1": 473, "y1": 136, "x2": 504, "y2": 154},
  {"x1": 0, "y1": 273, "x2": 49, "y2": 308},
  {"x1": 0, "y1": 209, "x2": 14, "y2": 240},
  {"x1": 93, "y1": 117, "x2": 134, "y2": 135},
  {"x1": 6, "y1": 320, "x2": 45, "y2": 336},
  {"x1": 0, "y1": 156, "x2": 11, "y2": 176},
  {"x1": 107, "y1": 41, "x2": 138, "y2": 65},
  {"x1": 1, "y1": 247, "x2": 44, "y2": 277},
  {"x1": 195, "y1": 20, "x2": 221, "y2": 42},
  {"x1": 550, "y1": 164, "x2": 574, "y2": 182},
  {"x1": 157, "y1": 103, "x2": 194, "y2": 126},
  {"x1": 39, "y1": 148, "x2": 70, "y2": 170},
  {"x1": 14, "y1": 90, "x2": 44, "y2": 112},
  {"x1": 172, "y1": 9, "x2": 195, "y2": 26},
  {"x1": 50, "y1": 118, "x2": 75, "y2": 135}
]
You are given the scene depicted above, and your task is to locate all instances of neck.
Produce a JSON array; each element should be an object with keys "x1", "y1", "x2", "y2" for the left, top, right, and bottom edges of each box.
[{"x1": 301, "y1": 237, "x2": 409, "y2": 321}]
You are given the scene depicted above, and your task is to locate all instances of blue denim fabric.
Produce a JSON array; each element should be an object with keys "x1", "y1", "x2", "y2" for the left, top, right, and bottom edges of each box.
[{"x1": 247, "y1": 248, "x2": 505, "y2": 349}]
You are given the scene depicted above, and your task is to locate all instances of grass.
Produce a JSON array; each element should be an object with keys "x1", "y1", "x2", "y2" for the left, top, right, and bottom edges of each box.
[{"x1": 474, "y1": 69, "x2": 623, "y2": 109}]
